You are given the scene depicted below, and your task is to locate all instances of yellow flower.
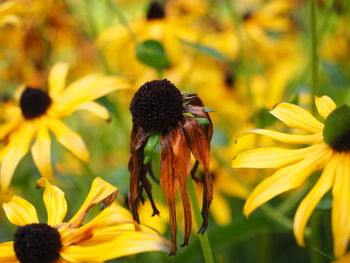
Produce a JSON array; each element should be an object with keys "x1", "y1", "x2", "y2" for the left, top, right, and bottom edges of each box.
[
  {"x1": 334, "y1": 253, "x2": 350, "y2": 263},
  {"x1": 0, "y1": 177, "x2": 169, "y2": 263},
  {"x1": 0, "y1": 63, "x2": 128, "y2": 192},
  {"x1": 233, "y1": 96, "x2": 350, "y2": 258}
]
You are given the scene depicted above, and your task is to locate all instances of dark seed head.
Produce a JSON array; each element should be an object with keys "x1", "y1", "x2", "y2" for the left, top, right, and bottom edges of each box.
[
  {"x1": 224, "y1": 71, "x2": 235, "y2": 88},
  {"x1": 14, "y1": 223, "x2": 62, "y2": 263},
  {"x1": 243, "y1": 11, "x2": 253, "y2": 21},
  {"x1": 146, "y1": 1, "x2": 165, "y2": 20},
  {"x1": 323, "y1": 105, "x2": 350, "y2": 152},
  {"x1": 20, "y1": 87, "x2": 52, "y2": 119},
  {"x1": 130, "y1": 79, "x2": 183, "y2": 133}
]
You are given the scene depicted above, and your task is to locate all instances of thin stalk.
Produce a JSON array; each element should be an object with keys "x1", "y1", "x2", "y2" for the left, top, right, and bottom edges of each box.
[
  {"x1": 309, "y1": 0, "x2": 319, "y2": 100},
  {"x1": 309, "y1": 211, "x2": 325, "y2": 263},
  {"x1": 188, "y1": 178, "x2": 215, "y2": 263}
]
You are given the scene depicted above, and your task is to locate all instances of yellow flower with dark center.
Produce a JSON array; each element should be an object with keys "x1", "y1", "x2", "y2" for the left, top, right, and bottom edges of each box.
[
  {"x1": 232, "y1": 95, "x2": 350, "y2": 258},
  {"x1": 0, "y1": 177, "x2": 169, "y2": 263},
  {"x1": 0, "y1": 63, "x2": 127, "y2": 192},
  {"x1": 128, "y1": 79, "x2": 213, "y2": 255}
]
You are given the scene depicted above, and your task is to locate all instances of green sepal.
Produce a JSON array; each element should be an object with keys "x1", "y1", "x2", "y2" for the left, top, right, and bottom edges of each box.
[
  {"x1": 182, "y1": 91, "x2": 198, "y2": 96},
  {"x1": 183, "y1": 112, "x2": 195, "y2": 117},
  {"x1": 195, "y1": 117, "x2": 210, "y2": 125},
  {"x1": 202, "y1": 106, "x2": 214, "y2": 113},
  {"x1": 143, "y1": 132, "x2": 160, "y2": 165}
]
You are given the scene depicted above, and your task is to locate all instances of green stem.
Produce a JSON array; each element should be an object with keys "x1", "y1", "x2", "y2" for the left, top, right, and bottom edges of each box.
[
  {"x1": 309, "y1": 211, "x2": 324, "y2": 263},
  {"x1": 188, "y1": 178, "x2": 215, "y2": 263},
  {"x1": 309, "y1": 0, "x2": 319, "y2": 100}
]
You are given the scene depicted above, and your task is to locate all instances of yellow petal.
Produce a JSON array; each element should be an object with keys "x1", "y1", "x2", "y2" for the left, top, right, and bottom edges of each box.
[
  {"x1": 244, "y1": 143, "x2": 332, "y2": 216},
  {"x1": 315, "y1": 96, "x2": 337, "y2": 120},
  {"x1": 60, "y1": 231, "x2": 169, "y2": 262},
  {"x1": 238, "y1": 129, "x2": 323, "y2": 144},
  {"x1": 76, "y1": 101, "x2": 111, "y2": 121},
  {"x1": 36, "y1": 178, "x2": 67, "y2": 227},
  {"x1": 233, "y1": 145, "x2": 319, "y2": 169},
  {"x1": 61, "y1": 203, "x2": 132, "y2": 245},
  {"x1": 2, "y1": 196, "x2": 39, "y2": 226},
  {"x1": 64, "y1": 177, "x2": 119, "y2": 229},
  {"x1": 31, "y1": 119, "x2": 53, "y2": 178},
  {"x1": 55, "y1": 75, "x2": 128, "y2": 110},
  {"x1": 48, "y1": 63, "x2": 69, "y2": 97},
  {"x1": 334, "y1": 253, "x2": 350, "y2": 263},
  {"x1": 0, "y1": 123, "x2": 36, "y2": 192},
  {"x1": 332, "y1": 154, "x2": 350, "y2": 258},
  {"x1": 294, "y1": 154, "x2": 337, "y2": 246},
  {"x1": 47, "y1": 118, "x2": 90, "y2": 162},
  {"x1": 0, "y1": 119, "x2": 20, "y2": 140},
  {"x1": 270, "y1": 103, "x2": 324, "y2": 133},
  {"x1": 0, "y1": 241, "x2": 17, "y2": 262},
  {"x1": 210, "y1": 191, "x2": 232, "y2": 226}
]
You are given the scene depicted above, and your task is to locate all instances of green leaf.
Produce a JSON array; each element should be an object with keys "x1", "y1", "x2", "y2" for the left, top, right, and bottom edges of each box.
[
  {"x1": 143, "y1": 133, "x2": 160, "y2": 165},
  {"x1": 136, "y1": 40, "x2": 170, "y2": 71},
  {"x1": 182, "y1": 91, "x2": 198, "y2": 96},
  {"x1": 179, "y1": 38, "x2": 234, "y2": 65},
  {"x1": 195, "y1": 117, "x2": 210, "y2": 125},
  {"x1": 183, "y1": 112, "x2": 195, "y2": 117}
]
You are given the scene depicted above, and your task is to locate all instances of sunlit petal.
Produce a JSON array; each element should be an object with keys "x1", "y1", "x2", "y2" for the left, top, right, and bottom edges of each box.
[
  {"x1": 315, "y1": 96, "x2": 337, "y2": 120},
  {"x1": 2, "y1": 196, "x2": 39, "y2": 226},
  {"x1": 0, "y1": 241, "x2": 17, "y2": 262},
  {"x1": 36, "y1": 178, "x2": 67, "y2": 227},
  {"x1": 31, "y1": 118, "x2": 53, "y2": 178},
  {"x1": 294, "y1": 154, "x2": 337, "y2": 246},
  {"x1": 244, "y1": 143, "x2": 332, "y2": 216},
  {"x1": 270, "y1": 103, "x2": 324, "y2": 133},
  {"x1": 0, "y1": 123, "x2": 36, "y2": 192},
  {"x1": 47, "y1": 118, "x2": 90, "y2": 162},
  {"x1": 332, "y1": 154, "x2": 350, "y2": 258},
  {"x1": 76, "y1": 101, "x2": 111, "y2": 121},
  {"x1": 48, "y1": 63, "x2": 69, "y2": 97},
  {"x1": 237, "y1": 129, "x2": 323, "y2": 144},
  {"x1": 233, "y1": 144, "x2": 319, "y2": 169}
]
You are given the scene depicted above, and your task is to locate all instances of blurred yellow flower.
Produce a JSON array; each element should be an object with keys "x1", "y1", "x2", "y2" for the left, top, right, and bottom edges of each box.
[
  {"x1": 0, "y1": 177, "x2": 169, "y2": 262},
  {"x1": 0, "y1": 63, "x2": 128, "y2": 192},
  {"x1": 233, "y1": 96, "x2": 350, "y2": 258}
]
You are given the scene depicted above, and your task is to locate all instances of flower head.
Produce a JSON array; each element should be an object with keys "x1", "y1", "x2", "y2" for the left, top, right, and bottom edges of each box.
[
  {"x1": 0, "y1": 177, "x2": 169, "y2": 262},
  {"x1": 232, "y1": 96, "x2": 350, "y2": 258},
  {"x1": 128, "y1": 79, "x2": 213, "y2": 255},
  {"x1": 0, "y1": 63, "x2": 128, "y2": 192}
]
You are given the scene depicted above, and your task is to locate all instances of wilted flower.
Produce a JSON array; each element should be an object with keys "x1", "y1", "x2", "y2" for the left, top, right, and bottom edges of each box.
[
  {"x1": 128, "y1": 79, "x2": 213, "y2": 254},
  {"x1": 0, "y1": 177, "x2": 169, "y2": 263}
]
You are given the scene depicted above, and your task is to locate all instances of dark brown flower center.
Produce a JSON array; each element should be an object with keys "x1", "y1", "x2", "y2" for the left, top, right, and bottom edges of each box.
[
  {"x1": 14, "y1": 223, "x2": 62, "y2": 263},
  {"x1": 130, "y1": 79, "x2": 183, "y2": 132},
  {"x1": 146, "y1": 1, "x2": 165, "y2": 20},
  {"x1": 20, "y1": 87, "x2": 52, "y2": 119},
  {"x1": 323, "y1": 105, "x2": 350, "y2": 152},
  {"x1": 224, "y1": 70, "x2": 235, "y2": 88}
]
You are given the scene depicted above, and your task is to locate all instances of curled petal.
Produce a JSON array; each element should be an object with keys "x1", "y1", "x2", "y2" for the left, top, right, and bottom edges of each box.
[
  {"x1": 36, "y1": 178, "x2": 67, "y2": 227},
  {"x1": 244, "y1": 143, "x2": 332, "y2": 216},
  {"x1": 315, "y1": 96, "x2": 337, "y2": 120},
  {"x1": 270, "y1": 103, "x2": 324, "y2": 133},
  {"x1": 233, "y1": 145, "x2": 321, "y2": 169},
  {"x1": 65, "y1": 177, "x2": 119, "y2": 229},
  {"x1": 237, "y1": 129, "x2": 323, "y2": 144},
  {"x1": 2, "y1": 196, "x2": 39, "y2": 226},
  {"x1": 294, "y1": 154, "x2": 337, "y2": 246},
  {"x1": 332, "y1": 154, "x2": 350, "y2": 258},
  {"x1": 60, "y1": 231, "x2": 169, "y2": 262}
]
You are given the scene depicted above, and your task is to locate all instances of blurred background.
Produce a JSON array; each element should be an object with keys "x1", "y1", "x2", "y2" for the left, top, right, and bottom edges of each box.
[{"x1": 0, "y1": 0, "x2": 349, "y2": 262}]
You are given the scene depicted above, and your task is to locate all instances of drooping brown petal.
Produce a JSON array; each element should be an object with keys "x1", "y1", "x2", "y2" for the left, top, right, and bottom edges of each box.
[
  {"x1": 185, "y1": 104, "x2": 213, "y2": 141},
  {"x1": 160, "y1": 130, "x2": 179, "y2": 255},
  {"x1": 128, "y1": 125, "x2": 148, "y2": 222},
  {"x1": 141, "y1": 176, "x2": 160, "y2": 217},
  {"x1": 182, "y1": 116, "x2": 213, "y2": 234},
  {"x1": 172, "y1": 123, "x2": 192, "y2": 247}
]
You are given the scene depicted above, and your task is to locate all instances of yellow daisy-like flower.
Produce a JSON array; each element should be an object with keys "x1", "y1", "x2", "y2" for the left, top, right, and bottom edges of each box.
[
  {"x1": 0, "y1": 62, "x2": 127, "y2": 192},
  {"x1": 232, "y1": 96, "x2": 350, "y2": 258},
  {"x1": 0, "y1": 177, "x2": 169, "y2": 263}
]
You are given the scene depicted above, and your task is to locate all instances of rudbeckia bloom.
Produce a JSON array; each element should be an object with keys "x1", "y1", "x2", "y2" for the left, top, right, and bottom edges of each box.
[
  {"x1": 0, "y1": 62, "x2": 127, "y2": 192},
  {"x1": 0, "y1": 177, "x2": 169, "y2": 263},
  {"x1": 128, "y1": 79, "x2": 213, "y2": 255},
  {"x1": 232, "y1": 96, "x2": 350, "y2": 258}
]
